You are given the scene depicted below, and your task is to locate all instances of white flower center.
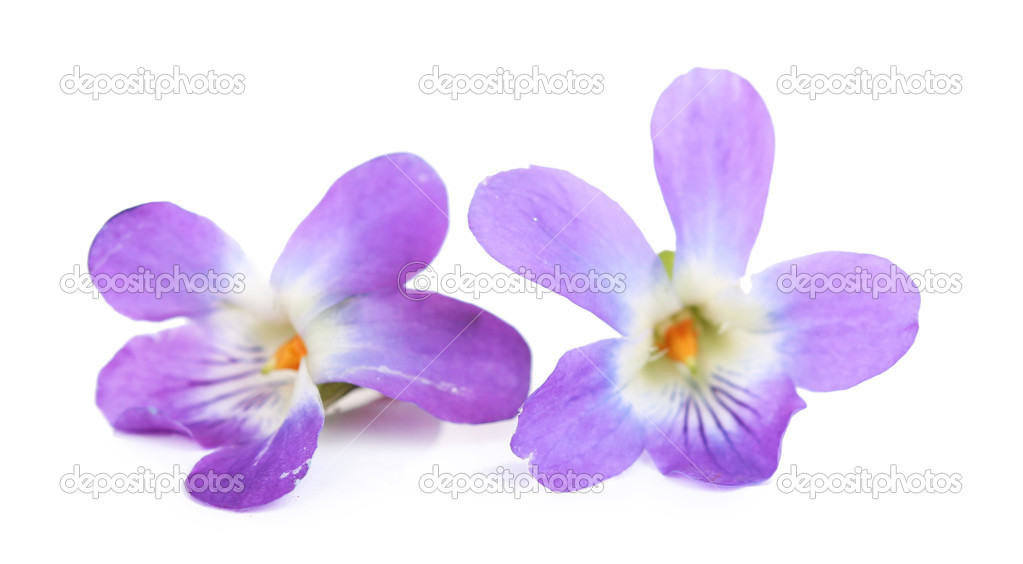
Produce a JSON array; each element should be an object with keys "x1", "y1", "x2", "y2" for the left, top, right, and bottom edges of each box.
[{"x1": 616, "y1": 259, "x2": 777, "y2": 418}]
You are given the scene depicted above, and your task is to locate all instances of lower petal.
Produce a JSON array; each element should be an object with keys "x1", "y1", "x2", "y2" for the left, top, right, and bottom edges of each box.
[
  {"x1": 511, "y1": 339, "x2": 645, "y2": 492},
  {"x1": 641, "y1": 369, "x2": 805, "y2": 486},
  {"x1": 303, "y1": 292, "x2": 531, "y2": 424},
  {"x1": 188, "y1": 372, "x2": 325, "y2": 510},
  {"x1": 750, "y1": 252, "x2": 921, "y2": 392},
  {"x1": 97, "y1": 308, "x2": 298, "y2": 448}
]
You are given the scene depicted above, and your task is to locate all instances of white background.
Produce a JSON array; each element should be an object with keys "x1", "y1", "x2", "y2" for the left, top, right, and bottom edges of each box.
[{"x1": 2, "y1": 1, "x2": 1018, "y2": 561}]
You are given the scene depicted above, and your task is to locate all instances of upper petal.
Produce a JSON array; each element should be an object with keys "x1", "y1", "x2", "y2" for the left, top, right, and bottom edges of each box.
[
  {"x1": 88, "y1": 202, "x2": 255, "y2": 321},
  {"x1": 469, "y1": 166, "x2": 677, "y2": 335},
  {"x1": 303, "y1": 291, "x2": 531, "y2": 423},
  {"x1": 749, "y1": 252, "x2": 921, "y2": 392},
  {"x1": 511, "y1": 339, "x2": 645, "y2": 491},
  {"x1": 96, "y1": 307, "x2": 299, "y2": 448},
  {"x1": 651, "y1": 68, "x2": 775, "y2": 279},
  {"x1": 188, "y1": 371, "x2": 325, "y2": 510},
  {"x1": 271, "y1": 153, "x2": 449, "y2": 331}
]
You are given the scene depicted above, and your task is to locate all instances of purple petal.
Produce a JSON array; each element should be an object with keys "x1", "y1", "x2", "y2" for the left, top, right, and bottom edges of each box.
[
  {"x1": 643, "y1": 372, "x2": 805, "y2": 486},
  {"x1": 511, "y1": 339, "x2": 644, "y2": 491},
  {"x1": 651, "y1": 68, "x2": 775, "y2": 278},
  {"x1": 188, "y1": 372, "x2": 324, "y2": 510},
  {"x1": 97, "y1": 309, "x2": 299, "y2": 448},
  {"x1": 469, "y1": 166, "x2": 676, "y2": 335},
  {"x1": 88, "y1": 202, "x2": 252, "y2": 321},
  {"x1": 303, "y1": 291, "x2": 530, "y2": 423},
  {"x1": 750, "y1": 252, "x2": 921, "y2": 392},
  {"x1": 271, "y1": 153, "x2": 449, "y2": 330}
]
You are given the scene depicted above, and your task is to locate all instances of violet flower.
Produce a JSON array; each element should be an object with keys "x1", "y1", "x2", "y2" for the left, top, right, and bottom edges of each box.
[
  {"x1": 468, "y1": 69, "x2": 919, "y2": 490},
  {"x1": 91, "y1": 153, "x2": 531, "y2": 509}
]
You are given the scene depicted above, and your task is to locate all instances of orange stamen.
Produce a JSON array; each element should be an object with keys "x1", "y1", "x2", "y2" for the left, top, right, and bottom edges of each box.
[
  {"x1": 657, "y1": 318, "x2": 699, "y2": 368},
  {"x1": 264, "y1": 335, "x2": 307, "y2": 373}
]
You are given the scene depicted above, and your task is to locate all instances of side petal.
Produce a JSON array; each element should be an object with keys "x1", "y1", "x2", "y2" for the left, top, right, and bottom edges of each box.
[
  {"x1": 88, "y1": 202, "x2": 254, "y2": 321},
  {"x1": 96, "y1": 308, "x2": 299, "y2": 448},
  {"x1": 651, "y1": 68, "x2": 775, "y2": 279},
  {"x1": 469, "y1": 166, "x2": 677, "y2": 335},
  {"x1": 188, "y1": 371, "x2": 324, "y2": 510},
  {"x1": 511, "y1": 339, "x2": 645, "y2": 492},
  {"x1": 303, "y1": 292, "x2": 531, "y2": 424},
  {"x1": 271, "y1": 153, "x2": 449, "y2": 331},
  {"x1": 749, "y1": 252, "x2": 921, "y2": 392},
  {"x1": 642, "y1": 369, "x2": 805, "y2": 486}
]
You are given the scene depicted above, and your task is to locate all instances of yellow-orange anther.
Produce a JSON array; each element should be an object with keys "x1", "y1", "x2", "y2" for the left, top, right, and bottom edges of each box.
[
  {"x1": 657, "y1": 318, "x2": 699, "y2": 367},
  {"x1": 265, "y1": 335, "x2": 307, "y2": 373}
]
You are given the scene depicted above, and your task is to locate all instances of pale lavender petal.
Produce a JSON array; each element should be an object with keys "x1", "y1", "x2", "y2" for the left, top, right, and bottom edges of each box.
[
  {"x1": 303, "y1": 291, "x2": 530, "y2": 423},
  {"x1": 643, "y1": 371, "x2": 805, "y2": 486},
  {"x1": 469, "y1": 166, "x2": 676, "y2": 335},
  {"x1": 749, "y1": 252, "x2": 921, "y2": 392},
  {"x1": 96, "y1": 309, "x2": 298, "y2": 448},
  {"x1": 271, "y1": 153, "x2": 449, "y2": 331},
  {"x1": 511, "y1": 339, "x2": 644, "y2": 491},
  {"x1": 88, "y1": 202, "x2": 252, "y2": 321},
  {"x1": 188, "y1": 372, "x2": 324, "y2": 510},
  {"x1": 651, "y1": 68, "x2": 775, "y2": 278}
]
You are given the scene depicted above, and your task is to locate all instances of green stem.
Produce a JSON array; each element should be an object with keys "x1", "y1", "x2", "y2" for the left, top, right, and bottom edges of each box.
[{"x1": 317, "y1": 382, "x2": 358, "y2": 409}]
